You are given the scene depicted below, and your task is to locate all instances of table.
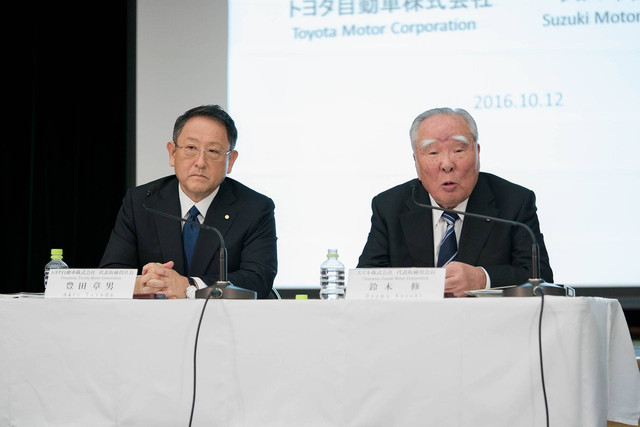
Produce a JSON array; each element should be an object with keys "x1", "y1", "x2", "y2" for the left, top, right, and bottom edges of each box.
[{"x1": 1, "y1": 297, "x2": 639, "y2": 427}]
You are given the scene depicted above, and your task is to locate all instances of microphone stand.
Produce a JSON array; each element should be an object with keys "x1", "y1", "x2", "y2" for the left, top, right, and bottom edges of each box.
[
  {"x1": 411, "y1": 185, "x2": 569, "y2": 297},
  {"x1": 143, "y1": 192, "x2": 256, "y2": 299}
]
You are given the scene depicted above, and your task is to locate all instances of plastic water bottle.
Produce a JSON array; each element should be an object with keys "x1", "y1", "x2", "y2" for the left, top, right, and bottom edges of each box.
[
  {"x1": 44, "y1": 248, "x2": 69, "y2": 289},
  {"x1": 320, "y1": 249, "x2": 345, "y2": 300}
]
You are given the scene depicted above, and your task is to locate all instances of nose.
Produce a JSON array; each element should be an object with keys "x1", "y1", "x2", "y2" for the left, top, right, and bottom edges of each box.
[
  {"x1": 440, "y1": 152, "x2": 454, "y2": 172},
  {"x1": 194, "y1": 149, "x2": 207, "y2": 167}
]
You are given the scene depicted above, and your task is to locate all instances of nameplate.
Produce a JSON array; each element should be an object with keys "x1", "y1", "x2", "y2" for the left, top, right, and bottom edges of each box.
[
  {"x1": 347, "y1": 268, "x2": 445, "y2": 300},
  {"x1": 45, "y1": 269, "x2": 137, "y2": 299}
]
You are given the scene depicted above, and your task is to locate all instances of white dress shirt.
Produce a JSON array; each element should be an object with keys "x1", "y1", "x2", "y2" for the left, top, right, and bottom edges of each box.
[
  {"x1": 178, "y1": 185, "x2": 220, "y2": 292},
  {"x1": 429, "y1": 195, "x2": 490, "y2": 289}
]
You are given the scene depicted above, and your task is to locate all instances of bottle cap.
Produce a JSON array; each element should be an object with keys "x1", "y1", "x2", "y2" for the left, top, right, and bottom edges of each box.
[
  {"x1": 327, "y1": 249, "x2": 338, "y2": 257},
  {"x1": 295, "y1": 294, "x2": 308, "y2": 300},
  {"x1": 51, "y1": 248, "x2": 63, "y2": 258}
]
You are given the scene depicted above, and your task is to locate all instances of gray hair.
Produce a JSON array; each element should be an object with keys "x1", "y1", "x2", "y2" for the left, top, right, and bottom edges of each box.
[{"x1": 409, "y1": 107, "x2": 478, "y2": 151}]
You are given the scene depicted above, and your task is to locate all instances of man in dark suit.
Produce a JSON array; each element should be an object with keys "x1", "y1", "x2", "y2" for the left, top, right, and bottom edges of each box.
[
  {"x1": 357, "y1": 107, "x2": 552, "y2": 297},
  {"x1": 100, "y1": 105, "x2": 277, "y2": 299}
]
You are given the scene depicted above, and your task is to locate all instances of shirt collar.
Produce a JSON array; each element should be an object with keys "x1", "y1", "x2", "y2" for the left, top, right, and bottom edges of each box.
[
  {"x1": 178, "y1": 186, "x2": 219, "y2": 220},
  {"x1": 429, "y1": 194, "x2": 469, "y2": 228}
]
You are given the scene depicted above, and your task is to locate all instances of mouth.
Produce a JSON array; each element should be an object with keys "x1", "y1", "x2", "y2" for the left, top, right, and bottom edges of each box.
[{"x1": 441, "y1": 181, "x2": 458, "y2": 191}]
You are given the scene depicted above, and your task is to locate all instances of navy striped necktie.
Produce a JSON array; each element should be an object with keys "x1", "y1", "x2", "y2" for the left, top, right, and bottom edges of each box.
[
  {"x1": 437, "y1": 212, "x2": 459, "y2": 267},
  {"x1": 183, "y1": 206, "x2": 201, "y2": 275}
]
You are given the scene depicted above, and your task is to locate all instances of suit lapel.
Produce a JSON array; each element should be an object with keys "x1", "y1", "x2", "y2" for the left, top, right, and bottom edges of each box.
[
  {"x1": 400, "y1": 182, "x2": 435, "y2": 267},
  {"x1": 152, "y1": 178, "x2": 187, "y2": 274},
  {"x1": 189, "y1": 179, "x2": 238, "y2": 276},
  {"x1": 458, "y1": 175, "x2": 498, "y2": 265}
]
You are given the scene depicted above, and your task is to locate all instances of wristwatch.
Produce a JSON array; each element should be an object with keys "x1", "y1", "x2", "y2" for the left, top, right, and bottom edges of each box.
[{"x1": 185, "y1": 277, "x2": 197, "y2": 299}]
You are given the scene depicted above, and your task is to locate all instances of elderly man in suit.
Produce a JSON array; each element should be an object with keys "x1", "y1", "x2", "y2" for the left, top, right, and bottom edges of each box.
[
  {"x1": 357, "y1": 107, "x2": 552, "y2": 297},
  {"x1": 100, "y1": 105, "x2": 277, "y2": 299}
]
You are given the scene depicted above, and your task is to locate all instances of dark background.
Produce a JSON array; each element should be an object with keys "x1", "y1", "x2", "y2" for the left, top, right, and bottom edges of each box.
[{"x1": 6, "y1": 1, "x2": 135, "y2": 293}]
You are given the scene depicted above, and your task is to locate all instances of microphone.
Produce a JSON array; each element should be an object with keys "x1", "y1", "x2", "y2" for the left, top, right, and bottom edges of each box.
[
  {"x1": 142, "y1": 186, "x2": 256, "y2": 299},
  {"x1": 410, "y1": 184, "x2": 570, "y2": 297}
]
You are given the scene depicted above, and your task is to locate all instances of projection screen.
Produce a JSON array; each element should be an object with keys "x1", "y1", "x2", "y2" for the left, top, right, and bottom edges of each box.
[{"x1": 138, "y1": 0, "x2": 640, "y2": 288}]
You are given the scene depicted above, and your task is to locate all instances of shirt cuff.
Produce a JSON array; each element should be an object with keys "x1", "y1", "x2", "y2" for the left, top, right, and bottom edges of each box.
[
  {"x1": 192, "y1": 277, "x2": 206, "y2": 290},
  {"x1": 481, "y1": 267, "x2": 491, "y2": 289}
]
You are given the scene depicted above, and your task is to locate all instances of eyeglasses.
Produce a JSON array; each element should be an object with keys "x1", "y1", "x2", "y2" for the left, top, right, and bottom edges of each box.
[{"x1": 175, "y1": 145, "x2": 231, "y2": 161}]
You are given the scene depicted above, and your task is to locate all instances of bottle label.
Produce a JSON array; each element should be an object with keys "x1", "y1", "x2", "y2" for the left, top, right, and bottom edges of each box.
[
  {"x1": 44, "y1": 262, "x2": 68, "y2": 288},
  {"x1": 320, "y1": 267, "x2": 346, "y2": 299}
]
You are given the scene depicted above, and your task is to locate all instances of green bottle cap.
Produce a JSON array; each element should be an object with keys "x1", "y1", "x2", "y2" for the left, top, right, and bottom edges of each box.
[
  {"x1": 295, "y1": 294, "x2": 309, "y2": 300},
  {"x1": 51, "y1": 248, "x2": 63, "y2": 258}
]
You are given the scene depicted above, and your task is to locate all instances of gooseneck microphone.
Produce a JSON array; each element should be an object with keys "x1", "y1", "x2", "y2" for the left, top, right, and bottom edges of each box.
[
  {"x1": 142, "y1": 187, "x2": 256, "y2": 299},
  {"x1": 410, "y1": 184, "x2": 569, "y2": 297}
]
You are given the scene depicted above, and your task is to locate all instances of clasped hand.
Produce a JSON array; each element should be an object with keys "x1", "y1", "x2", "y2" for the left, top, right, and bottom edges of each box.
[
  {"x1": 134, "y1": 261, "x2": 189, "y2": 299},
  {"x1": 443, "y1": 261, "x2": 487, "y2": 297}
]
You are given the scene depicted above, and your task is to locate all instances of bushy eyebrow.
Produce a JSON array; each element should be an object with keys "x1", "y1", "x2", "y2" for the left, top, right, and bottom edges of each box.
[
  {"x1": 451, "y1": 135, "x2": 470, "y2": 144},
  {"x1": 419, "y1": 139, "x2": 437, "y2": 149},
  {"x1": 419, "y1": 135, "x2": 470, "y2": 150}
]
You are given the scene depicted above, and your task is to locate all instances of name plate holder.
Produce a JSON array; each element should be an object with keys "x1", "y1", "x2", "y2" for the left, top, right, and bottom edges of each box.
[
  {"x1": 347, "y1": 268, "x2": 445, "y2": 300},
  {"x1": 45, "y1": 269, "x2": 137, "y2": 299}
]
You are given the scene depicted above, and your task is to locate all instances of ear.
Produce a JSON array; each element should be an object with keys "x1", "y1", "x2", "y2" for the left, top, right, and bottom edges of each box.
[
  {"x1": 167, "y1": 142, "x2": 176, "y2": 167},
  {"x1": 475, "y1": 143, "x2": 481, "y2": 169},
  {"x1": 226, "y1": 150, "x2": 239, "y2": 174}
]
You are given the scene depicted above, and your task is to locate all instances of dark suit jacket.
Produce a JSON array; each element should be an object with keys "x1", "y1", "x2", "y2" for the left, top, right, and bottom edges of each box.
[
  {"x1": 99, "y1": 175, "x2": 277, "y2": 298},
  {"x1": 357, "y1": 172, "x2": 553, "y2": 286}
]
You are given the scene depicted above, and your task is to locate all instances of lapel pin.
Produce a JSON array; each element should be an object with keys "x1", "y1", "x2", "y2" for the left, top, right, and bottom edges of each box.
[{"x1": 225, "y1": 214, "x2": 230, "y2": 220}]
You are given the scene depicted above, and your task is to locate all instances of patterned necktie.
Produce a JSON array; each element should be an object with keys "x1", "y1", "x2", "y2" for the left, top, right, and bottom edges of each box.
[
  {"x1": 183, "y1": 206, "x2": 201, "y2": 275},
  {"x1": 437, "y1": 212, "x2": 459, "y2": 267}
]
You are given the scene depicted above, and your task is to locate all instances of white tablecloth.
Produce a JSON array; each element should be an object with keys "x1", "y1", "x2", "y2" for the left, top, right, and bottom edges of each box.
[{"x1": 0, "y1": 297, "x2": 638, "y2": 427}]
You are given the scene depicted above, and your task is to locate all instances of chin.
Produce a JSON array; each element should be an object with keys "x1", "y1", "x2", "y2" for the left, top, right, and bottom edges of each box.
[
  {"x1": 186, "y1": 185, "x2": 213, "y2": 196},
  {"x1": 436, "y1": 196, "x2": 463, "y2": 209}
]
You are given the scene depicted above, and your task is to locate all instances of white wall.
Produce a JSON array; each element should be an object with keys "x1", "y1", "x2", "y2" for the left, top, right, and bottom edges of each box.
[{"x1": 137, "y1": 0, "x2": 228, "y2": 185}]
